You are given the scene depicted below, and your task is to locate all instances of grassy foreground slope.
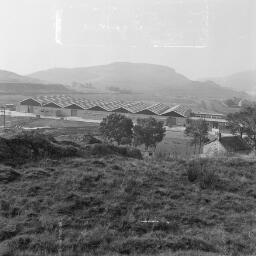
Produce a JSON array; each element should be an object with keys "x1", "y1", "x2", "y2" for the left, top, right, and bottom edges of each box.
[{"x1": 0, "y1": 138, "x2": 256, "y2": 255}]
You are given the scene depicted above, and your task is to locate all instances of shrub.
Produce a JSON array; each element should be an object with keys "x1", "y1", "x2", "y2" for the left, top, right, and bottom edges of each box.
[
  {"x1": 154, "y1": 148, "x2": 170, "y2": 161},
  {"x1": 0, "y1": 166, "x2": 21, "y2": 184},
  {"x1": 186, "y1": 160, "x2": 204, "y2": 182},
  {"x1": 133, "y1": 117, "x2": 166, "y2": 150},
  {"x1": 86, "y1": 144, "x2": 142, "y2": 159},
  {"x1": 100, "y1": 114, "x2": 133, "y2": 145},
  {"x1": 82, "y1": 135, "x2": 102, "y2": 144},
  {"x1": 55, "y1": 110, "x2": 66, "y2": 118},
  {"x1": 199, "y1": 170, "x2": 219, "y2": 189},
  {"x1": 0, "y1": 132, "x2": 81, "y2": 166},
  {"x1": 186, "y1": 159, "x2": 220, "y2": 189},
  {"x1": 120, "y1": 137, "x2": 132, "y2": 145}
]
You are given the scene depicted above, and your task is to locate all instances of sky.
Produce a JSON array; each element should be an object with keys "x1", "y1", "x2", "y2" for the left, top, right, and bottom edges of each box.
[{"x1": 0, "y1": 0, "x2": 255, "y2": 79}]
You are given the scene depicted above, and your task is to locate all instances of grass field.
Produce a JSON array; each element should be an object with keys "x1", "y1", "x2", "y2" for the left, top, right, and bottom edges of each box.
[
  {"x1": 0, "y1": 115, "x2": 194, "y2": 158},
  {"x1": 1, "y1": 133, "x2": 256, "y2": 255},
  {"x1": 157, "y1": 129, "x2": 194, "y2": 159}
]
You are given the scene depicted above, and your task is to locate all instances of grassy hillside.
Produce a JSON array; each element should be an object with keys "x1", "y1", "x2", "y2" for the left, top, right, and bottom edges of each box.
[
  {"x1": 29, "y1": 62, "x2": 248, "y2": 99},
  {"x1": 0, "y1": 83, "x2": 72, "y2": 95},
  {"x1": 0, "y1": 70, "x2": 43, "y2": 84},
  {"x1": 0, "y1": 70, "x2": 73, "y2": 96},
  {"x1": 0, "y1": 133, "x2": 256, "y2": 255}
]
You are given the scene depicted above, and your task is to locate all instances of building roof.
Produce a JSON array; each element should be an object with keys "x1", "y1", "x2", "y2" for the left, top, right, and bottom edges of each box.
[
  {"x1": 19, "y1": 95, "x2": 193, "y2": 117},
  {"x1": 161, "y1": 104, "x2": 191, "y2": 117},
  {"x1": 146, "y1": 103, "x2": 170, "y2": 115}
]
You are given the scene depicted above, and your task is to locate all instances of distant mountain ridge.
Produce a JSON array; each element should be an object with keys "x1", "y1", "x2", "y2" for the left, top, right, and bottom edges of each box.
[
  {"x1": 0, "y1": 69, "x2": 72, "y2": 95},
  {"x1": 203, "y1": 70, "x2": 256, "y2": 95},
  {"x1": 0, "y1": 69, "x2": 43, "y2": 84},
  {"x1": 28, "y1": 62, "x2": 248, "y2": 99}
]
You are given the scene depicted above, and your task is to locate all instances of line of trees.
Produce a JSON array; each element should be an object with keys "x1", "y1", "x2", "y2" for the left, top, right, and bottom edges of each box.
[{"x1": 100, "y1": 113, "x2": 166, "y2": 150}]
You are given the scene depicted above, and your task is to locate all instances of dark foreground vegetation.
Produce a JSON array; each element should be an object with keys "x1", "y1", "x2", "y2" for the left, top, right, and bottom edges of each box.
[{"x1": 0, "y1": 133, "x2": 256, "y2": 255}]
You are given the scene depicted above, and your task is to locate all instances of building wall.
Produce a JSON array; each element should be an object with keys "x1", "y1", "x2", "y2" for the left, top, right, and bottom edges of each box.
[
  {"x1": 176, "y1": 117, "x2": 186, "y2": 126},
  {"x1": 18, "y1": 104, "x2": 168, "y2": 122}
]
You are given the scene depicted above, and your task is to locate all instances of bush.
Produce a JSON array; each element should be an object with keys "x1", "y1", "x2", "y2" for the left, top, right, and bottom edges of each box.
[
  {"x1": 82, "y1": 135, "x2": 102, "y2": 145},
  {"x1": 100, "y1": 114, "x2": 133, "y2": 145},
  {"x1": 120, "y1": 137, "x2": 132, "y2": 145},
  {"x1": 0, "y1": 132, "x2": 81, "y2": 166},
  {"x1": 86, "y1": 144, "x2": 142, "y2": 159},
  {"x1": 187, "y1": 160, "x2": 204, "y2": 182},
  {"x1": 0, "y1": 166, "x2": 21, "y2": 184},
  {"x1": 55, "y1": 110, "x2": 66, "y2": 118},
  {"x1": 199, "y1": 170, "x2": 219, "y2": 189},
  {"x1": 186, "y1": 159, "x2": 220, "y2": 189},
  {"x1": 133, "y1": 117, "x2": 166, "y2": 150}
]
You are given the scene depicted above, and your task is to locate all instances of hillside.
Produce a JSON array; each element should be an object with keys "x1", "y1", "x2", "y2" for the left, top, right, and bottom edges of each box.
[
  {"x1": 1, "y1": 132, "x2": 256, "y2": 255},
  {"x1": 204, "y1": 70, "x2": 256, "y2": 96},
  {"x1": 0, "y1": 70, "x2": 72, "y2": 95},
  {"x1": 29, "y1": 62, "x2": 248, "y2": 99},
  {"x1": 0, "y1": 70, "x2": 43, "y2": 84}
]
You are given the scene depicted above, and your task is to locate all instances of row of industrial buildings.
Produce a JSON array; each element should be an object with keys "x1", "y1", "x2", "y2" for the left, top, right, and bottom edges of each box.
[{"x1": 19, "y1": 95, "x2": 228, "y2": 129}]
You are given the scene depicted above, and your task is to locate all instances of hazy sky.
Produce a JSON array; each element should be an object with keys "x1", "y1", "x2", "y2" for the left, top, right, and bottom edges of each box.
[{"x1": 0, "y1": 0, "x2": 255, "y2": 79}]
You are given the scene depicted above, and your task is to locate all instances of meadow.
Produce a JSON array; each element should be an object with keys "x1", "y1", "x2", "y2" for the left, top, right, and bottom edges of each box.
[
  {"x1": 0, "y1": 115, "x2": 195, "y2": 159},
  {"x1": 0, "y1": 131, "x2": 256, "y2": 255}
]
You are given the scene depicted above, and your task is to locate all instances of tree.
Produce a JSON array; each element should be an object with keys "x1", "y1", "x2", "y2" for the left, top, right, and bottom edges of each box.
[
  {"x1": 227, "y1": 106, "x2": 256, "y2": 150},
  {"x1": 133, "y1": 117, "x2": 166, "y2": 150},
  {"x1": 224, "y1": 97, "x2": 241, "y2": 107},
  {"x1": 185, "y1": 119, "x2": 209, "y2": 154},
  {"x1": 100, "y1": 113, "x2": 133, "y2": 145},
  {"x1": 227, "y1": 112, "x2": 245, "y2": 138}
]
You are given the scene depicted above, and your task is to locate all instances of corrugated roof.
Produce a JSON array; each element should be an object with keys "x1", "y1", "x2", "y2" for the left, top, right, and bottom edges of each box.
[
  {"x1": 161, "y1": 104, "x2": 191, "y2": 117},
  {"x1": 147, "y1": 103, "x2": 170, "y2": 115},
  {"x1": 20, "y1": 95, "x2": 194, "y2": 117}
]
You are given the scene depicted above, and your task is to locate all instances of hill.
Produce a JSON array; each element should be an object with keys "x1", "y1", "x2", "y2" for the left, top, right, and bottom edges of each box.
[
  {"x1": 204, "y1": 70, "x2": 256, "y2": 96},
  {"x1": 0, "y1": 70, "x2": 43, "y2": 84},
  {"x1": 0, "y1": 70, "x2": 72, "y2": 95},
  {"x1": 0, "y1": 132, "x2": 256, "y2": 255},
  {"x1": 29, "y1": 62, "x2": 248, "y2": 99}
]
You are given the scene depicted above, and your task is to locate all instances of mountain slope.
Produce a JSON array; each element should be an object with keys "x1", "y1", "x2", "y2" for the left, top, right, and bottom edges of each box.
[
  {"x1": 205, "y1": 70, "x2": 256, "y2": 95},
  {"x1": 0, "y1": 69, "x2": 72, "y2": 95},
  {"x1": 29, "y1": 62, "x2": 248, "y2": 99},
  {"x1": 0, "y1": 69, "x2": 43, "y2": 84}
]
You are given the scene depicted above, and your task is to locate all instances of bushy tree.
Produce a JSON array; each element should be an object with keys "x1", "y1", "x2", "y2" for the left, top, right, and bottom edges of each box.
[
  {"x1": 100, "y1": 113, "x2": 133, "y2": 145},
  {"x1": 227, "y1": 106, "x2": 256, "y2": 149},
  {"x1": 133, "y1": 117, "x2": 166, "y2": 150},
  {"x1": 185, "y1": 119, "x2": 209, "y2": 154},
  {"x1": 227, "y1": 112, "x2": 245, "y2": 138}
]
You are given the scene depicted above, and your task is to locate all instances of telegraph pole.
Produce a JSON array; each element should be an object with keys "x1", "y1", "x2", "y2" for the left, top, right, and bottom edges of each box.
[
  {"x1": 1, "y1": 106, "x2": 6, "y2": 129},
  {"x1": 3, "y1": 106, "x2": 5, "y2": 129}
]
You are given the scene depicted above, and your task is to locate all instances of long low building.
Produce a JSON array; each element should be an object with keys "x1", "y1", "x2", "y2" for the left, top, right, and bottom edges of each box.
[
  {"x1": 19, "y1": 95, "x2": 192, "y2": 125},
  {"x1": 189, "y1": 111, "x2": 228, "y2": 129}
]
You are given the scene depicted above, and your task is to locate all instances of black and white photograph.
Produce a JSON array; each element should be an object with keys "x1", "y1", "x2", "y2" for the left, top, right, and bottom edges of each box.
[{"x1": 0, "y1": 0, "x2": 256, "y2": 255}]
